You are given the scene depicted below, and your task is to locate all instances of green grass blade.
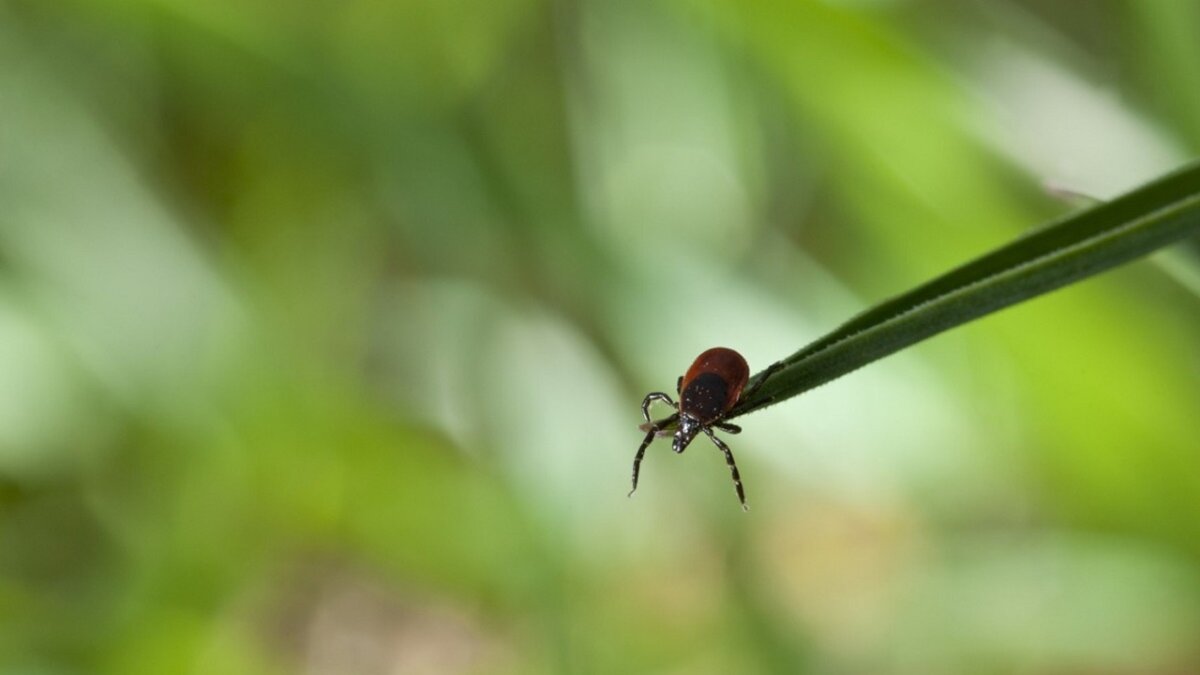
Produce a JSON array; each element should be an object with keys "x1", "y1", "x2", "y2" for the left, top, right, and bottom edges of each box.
[{"x1": 730, "y1": 161, "x2": 1200, "y2": 418}]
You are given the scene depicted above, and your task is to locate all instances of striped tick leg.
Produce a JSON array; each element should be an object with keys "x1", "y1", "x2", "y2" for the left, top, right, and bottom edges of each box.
[
  {"x1": 703, "y1": 427, "x2": 748, "y2": 511},
  {"x1": 641, "y1": 391, "x2": 675, "y2": 424},
  {"x1": 630, "y1": 391, "x2": 678, "y2": 498},
  {"x1": 628, "y1": 428, "x2": 657, "y2": 498}
]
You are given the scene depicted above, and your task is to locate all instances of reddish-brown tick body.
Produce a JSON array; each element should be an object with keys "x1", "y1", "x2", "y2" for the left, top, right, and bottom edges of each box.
[
  {"x1": 679, "y1": 347, "x2": 750, "y2": 424},
  {"x1": 628, "y1": 347, "x2": 780, "y2": 510}
]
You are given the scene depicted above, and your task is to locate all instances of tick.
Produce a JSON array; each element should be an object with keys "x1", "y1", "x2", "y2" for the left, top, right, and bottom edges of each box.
[{"x1": 628, "y1": 347, "x2": 781, "y2": 510}]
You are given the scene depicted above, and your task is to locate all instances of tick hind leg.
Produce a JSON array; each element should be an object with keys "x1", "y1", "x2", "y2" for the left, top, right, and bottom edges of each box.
[
  {"x1": 704, "y1": 428, "x2": 748, "y2": 511},
  {"x1": 741, "y1": 360, "x2": 785, "y2": 402}
]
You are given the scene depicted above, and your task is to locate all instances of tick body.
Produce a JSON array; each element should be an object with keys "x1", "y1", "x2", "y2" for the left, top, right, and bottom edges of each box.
[
  {"x1": 629, "y1": 347, "x2": 781, "y2": 510},
  {"x1": 679, "y1": 348, "x2": 750, "y2": 427}
]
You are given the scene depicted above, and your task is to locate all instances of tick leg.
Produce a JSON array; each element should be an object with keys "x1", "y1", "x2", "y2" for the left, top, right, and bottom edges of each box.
[
  {"x1": 714, "y1": 422, "x2": 741, "y2": 434},
  {"x1": 704, "y1": 428, "x2": 748, "y2": 511},
  {"x1": 742, "y1": 360, "x2": 785, "y2": 401},
  {"x1": 639, "y1": 412, "x2": 679, "y2": 435},
  {"x1": 628, "y1": 428, "x2": 658, "y2": 498},
  {"x1": 641, "y1": 392, "x2": 675, "y2": 424},
  {"x1": 676, "y1": 376, "x2": 683, "y2": 395}
]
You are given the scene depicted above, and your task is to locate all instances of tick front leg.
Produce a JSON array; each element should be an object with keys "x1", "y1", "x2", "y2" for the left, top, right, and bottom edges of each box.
[
  {"x1": 714, "y1": 422, "x2": 741, "y2": 434},
  {"x1": 639, "y1": 412, "x2": 680, "y2": 434},
  {"x1": 704, "y1": 428, "x2": 748, "y2": 511},
  {"x1": 641, "y1": 392, "x2": 675, "y2": 425},
  {"x1": 628, "y1": 428, "x2": 658, "y2": 498}
]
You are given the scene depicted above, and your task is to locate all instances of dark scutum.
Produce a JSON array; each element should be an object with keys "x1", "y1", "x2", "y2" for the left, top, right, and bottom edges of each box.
[{"x1": 680, "y1": 372, "x2": 729, "y2": 423}]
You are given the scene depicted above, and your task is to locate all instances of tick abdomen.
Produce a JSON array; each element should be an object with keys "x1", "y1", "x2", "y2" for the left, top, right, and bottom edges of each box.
[{"x1": 681, "y1": 372, "x2": 730, "y2": 423}]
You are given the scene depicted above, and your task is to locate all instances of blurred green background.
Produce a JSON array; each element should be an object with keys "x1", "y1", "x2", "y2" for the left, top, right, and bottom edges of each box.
[{"x1": 3, "y1": 1, "x2": 1200, "y2": 673}]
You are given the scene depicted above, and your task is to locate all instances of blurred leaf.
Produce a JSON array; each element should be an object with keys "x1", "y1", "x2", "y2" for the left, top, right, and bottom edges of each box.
[{"x1": 733, "y1": 161, "x2": 1200, "y2": 417}]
